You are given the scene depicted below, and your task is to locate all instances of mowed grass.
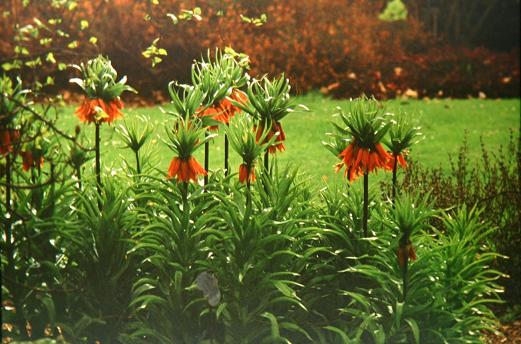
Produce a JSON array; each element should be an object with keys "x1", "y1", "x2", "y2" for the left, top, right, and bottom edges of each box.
[{"x1": 56, "y1": 93, "x2": 520, "y2": 186}]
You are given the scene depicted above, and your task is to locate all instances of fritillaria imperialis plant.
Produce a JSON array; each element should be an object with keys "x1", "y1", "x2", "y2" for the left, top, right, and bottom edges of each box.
[
  {"x1": 70, "y1": 55, "x2": 136, "y2": 198},
  {"x1": 1, "y1": 75, "x2": 26, "y2": 156},
  {"x1": 193, "y1": 49, "x2": 249, "y2": 127},
  {"x1": 1, "y1": 75, "x2": 27, "y2": 337},
  {"x1": 70, "y1": 55, "x2": 136, "y2": 124},
  {"x1": 226, "y1": 115, "x2": 276, "y2": 194},
  {"x1": 327, "y1": 96, "x2": 392, "y2": 236},
  {"x1": 165, "y1": 117, "x2": 210, "y2": 185},
  {"x1": 117, "y1": 115, "x2": 153, "y2": 174},
  {"x1": 383, "y1": 115, "x2": 422, "y2": 203},
  {"x1": 236, "y1": 74, "x2": 294, "y2": 171},
  {"x1": 191, "y1": 49, "x2": 249, "y2": 181},
  {"x1": 165, "y1": 82, "x2": 214, "y2": 190},
  {"x1": 167, "y1": 82, "x2": 206, "y2": 121},
  {"x1": 386, "y1": 193, "x2": 434, "y2": 301}
]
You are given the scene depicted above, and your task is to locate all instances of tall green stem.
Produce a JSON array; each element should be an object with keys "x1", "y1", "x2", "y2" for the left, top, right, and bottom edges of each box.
[
  {"x1": 95, "y1": 122, "x2": 102, "y2": 209},
  {"x1": 246, "y1": 179, "x2": 252, "y2": 209},
  {"x1": 204, "y1": 132, "x2": 210, "y2": 186},
  {"x1": 30, "y1": 166, "x2": 35, "y2": 184},
  {"x1": 182, "y1": 181, "x2": 189, "y2": 205},
  {"x1": 76, "y1": 165, "x2": 82, "y2": 191},
  {"x1": 363, "y1": 172, "x2": 369, "y2": 237},
  {"x1": 264, "y1": 150, "x2": 269, "y2": 172},
  {"x1": 402, "y1": 262, "x2": 409, "y2": 302},
  {"x1": 4, "y1": 153, "x2": 12, "y2": 260},
  {"x1": 134, "y1": 150, "x2": 141, "y2": 175},
  {"x1": 391, "y1": 153, "x2": 398, "y2": 205},
  {"x1": 50, "y1": 162, "x2": 55, "y2": 215},
  {"x1": 224, "y1": 134, "x2": 229, "y2": 176},
  {"x1": 4, "y1": 153, "x2": 27, "y2": 339}
]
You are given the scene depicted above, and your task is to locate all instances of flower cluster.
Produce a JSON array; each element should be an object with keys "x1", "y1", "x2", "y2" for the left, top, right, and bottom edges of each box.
[
  {"x1": 192, "y1": 50, "x2": 249, "y2": 130},
  {"x1": 197, "y1": 88, "x2": 247, "y2": 129},
  {"x1": 0, "y1": 128, "x2": 20, "y2": 156},
  {"x1": 397, "y1": 239, "x2": 417, "y2": 268},
  {"x1": 227, "y1": 116, "x2": 276, "y2": 184},
  {"x1": 168, "y1": 156, "x2": 207, "y2": 183},
  {"x1": 329, "y1": 97, "x2": 392, "y2": 181},
  {"x1": 237, "y1": 75, "x2": 294, "y2": 155},
  {"x1": 70, "y1": 55, "x2": 135, "y2": 124},
  {"x1": 256, "y1": 121, "x2": 286, "y2": 153},
  {"x1": 74, "y1": 98, "x2": 124, "y2": 124},
  {"x1": 1, "y1": 75, "x2": 25, "y2": 156},
  {"x1": 387, "y1": 153, "x2": 407, "y2": 170},
  {"x1": 20, "y1": 150, "x2": 44, "y2": 171},
  {"x1": 165, "y1": 82, "x2": 218, "y2": 184},
  {"x1": 238, "y1": 163, "x2": 255, "y2": 184},
  {"x1": 337, "y1": 140, "x2": 391, "y2": 180},
  {"x1": 1, "y1": 75, "x2": 45, "y2": 172},
  {"x1": 384, "y1": 115, "x2": 422, "y2": 171}
]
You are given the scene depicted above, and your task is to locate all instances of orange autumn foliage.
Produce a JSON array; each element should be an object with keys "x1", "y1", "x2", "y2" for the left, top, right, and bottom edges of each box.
[
  {"x1": 182, "y1": 0, "x2": 519, "y2": 98},
  {"x1": 1, "y1": 1, "x2": 517, "y2": 99}
]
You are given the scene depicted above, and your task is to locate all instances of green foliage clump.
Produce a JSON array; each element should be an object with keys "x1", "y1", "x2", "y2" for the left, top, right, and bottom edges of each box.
[
  {"x1": 379, "y1": 0, "x2": 408, "y2": 22},
  {"x1": 385, "y1": 133, "x2": 520, "y2": 307},
  {"x1": 69, "y1": 55, "x2": 136, "y2": 100},
  {"x1": 1, "y1": 61, "x2": 508, "y2": 344}
]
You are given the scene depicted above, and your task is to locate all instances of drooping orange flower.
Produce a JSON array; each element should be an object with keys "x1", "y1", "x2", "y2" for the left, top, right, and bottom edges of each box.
[
  {"x1": 228, "y1": 89, "x2": 248, "y2": 111},
  {"x1": 218, "y1": 89, "x2": 248, "y2": 121},
  {"x1": 167, "y1": 156, "x2": 207, "y2": 183},
  {"x1": 397, "y1": 242, "x2": 417, "y2": 268},
  {"x1": 197, "y1": 89, "x2": 248, "y2": 131},
  {"x1": 0, "y1": 128, "x2": 20, "y2": 156},
  {"x1": 21, "y1": 151, "x2": 44, "y2": 172},
  {"x1": 386, "y1": 153, "x2": 407, "y2": 170},
  {"x1": 337, "y1": 141, "x2": 392, "y2": 181},
  {"x1": 256, "y1": 121, "x2": 286, "y2": 154},
  {"x1": 238, "y1": 163, "x2": 256, "y2": 184},
  {"x1": 74, "y1": 97, "x2": 124, "y2": 124},
  {"x1": 197, "y1": 105, "x2": 225, "y2": 131}
]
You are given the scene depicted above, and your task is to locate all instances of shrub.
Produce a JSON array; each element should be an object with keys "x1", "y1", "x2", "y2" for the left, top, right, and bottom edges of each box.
[
  {"x1": 382, "y1": 132, "x2": 521, "y2": 305},
  {"x1": 1, "y1": 0, "x2": 518, "y2": 99}
]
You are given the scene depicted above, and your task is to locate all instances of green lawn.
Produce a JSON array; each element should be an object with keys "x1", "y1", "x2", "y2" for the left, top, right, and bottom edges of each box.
[{"x1": 57, "y1": 94, "x2": 520, "y2": 185}]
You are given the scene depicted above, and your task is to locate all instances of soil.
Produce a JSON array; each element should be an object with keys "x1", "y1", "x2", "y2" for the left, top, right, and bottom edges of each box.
[{"x1": 486, "y1": 320, "x2": 521, "y2": 343}]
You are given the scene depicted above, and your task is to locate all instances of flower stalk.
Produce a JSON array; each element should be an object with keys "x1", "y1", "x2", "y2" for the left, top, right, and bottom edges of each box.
[
  {"x1": 224, "y1": 134, "x2": 229, "y2": 175},
  {"x1": 226, "y1": 116, "x2": 275, "y2": 204},
  {"x1": 384, "y1": 114, "x2": 422, "y2": 204},
  {"x1": 326, "y1": 96, "x2": 392, "y2": 236},
  {"x1": 204, "y1": 134, "x2": 210, "y2": 185},
  {"x1": 135, "y1": 150, "x2": 141, "y2": 175},
  {"x1": 392, "y1": 153, "x2": 398, "y2": 204},
  {"x1": 95, "y1": 122, "x2": 102, "y2": 207},
  {"x1": 191, "y1": 49, "x2": 249, "y2": 181},
  {"x1": 234, "y1": 75, "x2": 295, "y2": 174},
  {"x1": 117, "y1": 116, "x2": 152, "y2": 175},
  {"x1": 363, "y1": 172, "x2": 369, "y2": 236},
  {"x1": 71, "y1": 55, "x2": 135, "y2": 205}
]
